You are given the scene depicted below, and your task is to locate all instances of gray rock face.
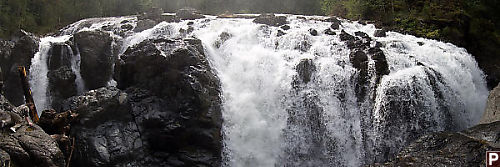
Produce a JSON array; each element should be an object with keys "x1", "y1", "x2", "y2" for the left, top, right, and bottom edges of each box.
[
  {"x1": 64, "y1": 37, "x2": 223, "y2": 166},
  {"x1": 253, "y1": 13, "x2": 288, "y2": 27},
  {"x1": 0, "y1": 31, "x2": 39, "y2": 106},
  {"x1": 0, "y1": 95, "x2": 66, "y2": 167},
  {"x1": 74, "y1": 30, "x2": 114, "y2": 90},
  {"x1": 370, "y1": 121, "x2": 500, "y2": 167},
  {"x1": 134, "y1": 19, "x2": 157, "y2": 32},
  {"x1": 48, "y1": 66, "x2": 77, "y2": 110},
  {"x1": 480, "y1": 83, "x2": 500, "y2": 124}
]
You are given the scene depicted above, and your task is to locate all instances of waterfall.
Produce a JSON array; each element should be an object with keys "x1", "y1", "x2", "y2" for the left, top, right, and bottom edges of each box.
[
  {"x1": 30, "y1": 35, "x2": 72, "y2": 115},
  {"x1": 44, "y1": 14, "x2": 488, "y2": 166}
]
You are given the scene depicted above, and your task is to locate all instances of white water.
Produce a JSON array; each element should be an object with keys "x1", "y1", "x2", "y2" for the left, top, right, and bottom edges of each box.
[
  {"x1": 30, "y1": 35, "x2": 72, "y2": 115},
  {"x1": 44, "y1": 14, "x2": 488, "y2": 166}
]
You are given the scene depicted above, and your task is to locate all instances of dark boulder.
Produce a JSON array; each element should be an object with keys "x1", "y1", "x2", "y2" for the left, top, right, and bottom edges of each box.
[
  {"x1": 48, "y1": 42, "x2": 75, "y2": 71},
  {"x1": 350, "y1": 50, "x2": 369, "y2": 100},
  {"x1": 281, "y1": 25, "x2": 291, "y2": 30},
  {"x1": 0, "y1": 96, "x2": 66, "y2": 167},
  {"x1": 253, "y1": 13, "x2": 288, "y2": 27},
  {"x1": 1, "y1": 31, "x2": 39, "y2": 106},
  {"x1": 340, "y1": 30, "x2": 356, "y2": 42},
  {"x1": 325, "y1": 17, "x2": 341, "y2": 30},
  {"x1": 374, "y1": 29, "x2": 387, "y2": 37},
  {"x1": 214, "y1": 32, "x2": 232, "y2": 48},
  {"x1": 370, "y1": 121, "x2": 500, "y2": 167},
  {"x1": 324, "y1": 28, "x2": 336, "y2": 35},
  {"x1": 480, "y1": 83, "x2": 500, "y2": 124},
  {"x1": 48, "y1": 66, "x2": 77, "y2": 110},
  {"x1": 309, "y1": 29, "x2": 318, "y2": 36},
  {"x1": 368, "y1": 47, "x2": 390, "y2": 84},
  {"x1": 176, "y1": 8, "x2": 205, "y2": 20},
  {"x1": 355, "y1": 31, "x2": 369, "y2": 39},
  {"x1": 74, "y1": 30, "x2": 114, "y2": 90},
  {"x1": 295, "y1": 59, "x2": 316, "y2": 84},
  {"x1": 277, "y1": 30, "x2": 286, "y2": 37},
  {"x1": 121, "y1": 24, "x2": 134, "y2": 31},
  {"x1": 68, "y1": 36, "x2": 223, "y2": 166}
]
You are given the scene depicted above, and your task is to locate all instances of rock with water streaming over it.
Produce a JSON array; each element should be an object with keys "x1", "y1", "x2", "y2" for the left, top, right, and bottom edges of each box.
[{"x1": 74, "y1": 30, "x2": 115, "y2": 90}]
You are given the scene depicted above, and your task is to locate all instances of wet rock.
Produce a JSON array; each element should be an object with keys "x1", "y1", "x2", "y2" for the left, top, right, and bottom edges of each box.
[
  {"x1": 121, "y1": 24, "x2": 134, "y2": 31},
  {"x1": 340, "y1": 30, "x2": 356, "y2": 42},
  {"x1": 253, "y1": 13, "x2": 288, "y2": 27},
  {"x1": 368, "y1": 47, "x2": 390, "y2": 84},
  {"x1": 295, "y1": 59, "x2": 316, "y2": 84},
  {"x1": 214, "y1": 32, "x2": 232, "y2": 48},
  {"x1": 0, "y1": 98, "x2": 65, "y2": 167},
  {"x1": 480, "y1": 83, "x2": 500, "y2": 124},
  {"x1": 350, "y1": 50, "x2": 369, "y2": 99},
  {"x1": 371, "y1": 121, "x2": 500, "y2": 167},
  {"x1": 324, "y1": 28, "x2": 336, "y2": 35},
  {"x1": 48, "y1": 42, "x2": 75, "y2": 71},
  {"x1": 134, "y1": 19, "x2": 157, "y2": 32},
  {"x1": 295, "y1": 40, "x2": 312, "y2": 52},
  {"x1": 277, "y1": 30, "x2": 286, "y2": 37},
  {"x1": 309, "y1": 29, "x2": 318, "y2": 36},
  {"x1": 75, "y1": 36, "x2": 223, "y2": 166},
  {"x1": 417, "y1": 41, "x2": 425, "y2": 46},
  {"x1": 374, "y1": 29, "x2": 387, "y2": 37},
  {"x1": 325, "y1": 17, "x2": 341, "y2": 30},
  {"x1": 48, "y1": 66, "x2": 77, "y2": 110},
  {"x1": 281, "y1": 25, "x2": 291, "y2": 30},
  {"x1": 0, "y1": 66, "x2": 3, "y2": 95},
  {"x1": 355, "y1": 31, "x2": 369, "y2": 39},
  {"x1": 176, "y1": 8, "x2": 205, "y2": 20},
  {"x1": 1, "y1": 31, "x2": 39, "y2": 106},
  {"x1": 74, "y1": 30, "x2": 114, "y2": 90}
]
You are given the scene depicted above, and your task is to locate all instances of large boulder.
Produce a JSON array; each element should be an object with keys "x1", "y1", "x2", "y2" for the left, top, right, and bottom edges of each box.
[
  {"x1": 370, "y1": 121, "x2": 500, "y2": 167},
  {"x1": 0, "y1": 95, "x2": 66, "y2": 167},
  {"x1": 0, "y1": 31, "x2": 39, "y2": 106},
  {"x1": 64, "y1": 36, "x2": 223, "y2": 166},
  {"x1": 48, "y1": 66, "x2": 77, "y2": 110},
  {"x1": 74, "y1": 30, "x2": 114, "y2": 90},
  {"x1": 253, "y1": 13, "x2": 288, "y2": 27},
  {"x1": 480, "y1": 83, "x2": 500, "y2": 124}
]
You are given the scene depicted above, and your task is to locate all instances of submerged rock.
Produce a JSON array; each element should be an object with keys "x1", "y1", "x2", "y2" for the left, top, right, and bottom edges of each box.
[{"x1": 253, "y1": 13, "x2": 288, "y2": 27}]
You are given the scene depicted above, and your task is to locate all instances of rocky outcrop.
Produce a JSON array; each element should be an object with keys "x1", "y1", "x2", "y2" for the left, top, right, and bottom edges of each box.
[
  {"x1": 63, "y1": 36, "x2": 223, "y2": 166},
  {"x1": 324, "y1": 17, "x2": 341, "y2": 30},
  {"x1": 0, "y1": 31, "x2": 39, "y2": 106},
  {"x1": 295, "y1": 59, "x2": 316, "y2": 84},
  {"x1": 74, "y1": 30, "x2": 114, "y2": 90},
  {"x1": 253, "y1": 13, "x2": 288, "y2": 27},
  {"x1": 0, "y1": 95, "x2": 66, "y2": 167},
  {"x1": 480, "y1": 83, "x2": 500, "y2": 124},
  {"x1": 48, "y1": 66, "x2": 77, "y2": 110},
  {"x1": 370, "y1": 121, "x2": 500, "y2": 167}
]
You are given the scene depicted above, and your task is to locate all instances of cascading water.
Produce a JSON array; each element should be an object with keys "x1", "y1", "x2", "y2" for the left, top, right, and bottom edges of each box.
[
  {"x1": 37, "y1": 14, "x2": 488, "y2": 166},
  {"x1": 30, "y1": 35, "x2": 72, "y2": 114}
]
